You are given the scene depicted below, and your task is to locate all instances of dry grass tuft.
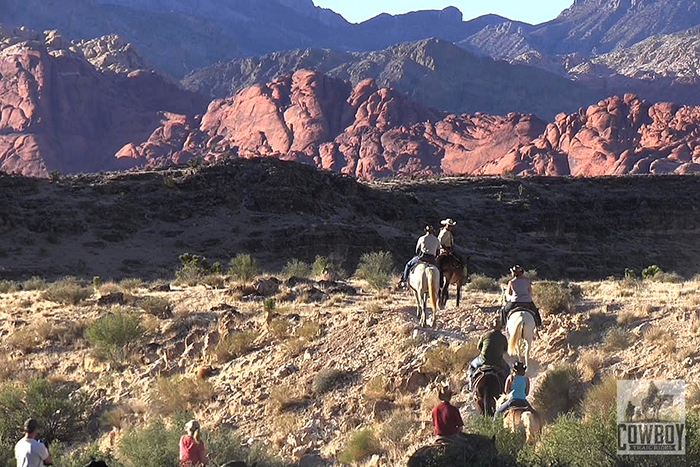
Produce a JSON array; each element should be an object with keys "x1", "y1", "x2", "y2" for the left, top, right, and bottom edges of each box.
[
  {"x1": 532, "y1": 281, "x2": 574, "y2": 316},
  {"x1": 577, "y1": 349, "x2": 603, "y2": 381},
  {"x1": 379, "y1": 410, "x2": 417, "y2": 453},
  {"x1": 150, "y1": 375, "x2": 215, "y2": 416},
  {"x1": 601, "y1": 326, "x2": 631, "y2": 352},
  {"x1": 363, "y1": 375, "x2": 390, "y2": 401},
  {"x1": 42, "y1": 277, "x2": 93, "y2": 305},
  {"x1": 643, "y1": 325, "x2": 677, "y2": 352},
  {"x1": 581, "y1": 375, "x2": 617, "y2": 419},
  {"x1": 214, "y1": 330, "x2": 258, "y2": 362},
  {"x1": 421, "y1": 341, "x2": 476, "y2": 375},
  {"x1": 616, "y1": 306, "x2": 649, "y2": 326},
  {"x1": 268, "y1": 318, "x2": 291, "y2": 340}
]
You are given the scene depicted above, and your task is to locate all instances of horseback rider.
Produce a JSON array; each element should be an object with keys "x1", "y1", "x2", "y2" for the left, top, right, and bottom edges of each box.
[
  {"x1": 438, "y1": 218, "x2": 456, "y2": 254},
  {"x1": 431, "y1": 385, "x2": 464, "y2": 441},
  {"x1": 500, "y1": 265, "x2": 542, "y2": 328},
  {"x1": 494, "y1": 361, "x2": 535, "y2": 421},
  {"x1": 467, "y1": 318, "x2": 510, "y2": 391},
  {"x1": 399, "y1": 225, "x2": 440, "y2": 288}
]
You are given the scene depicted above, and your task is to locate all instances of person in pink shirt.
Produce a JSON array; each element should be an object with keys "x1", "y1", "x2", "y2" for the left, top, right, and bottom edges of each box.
[{"x1": 179, "y1": 420, "x2": 207, "y2": 467}]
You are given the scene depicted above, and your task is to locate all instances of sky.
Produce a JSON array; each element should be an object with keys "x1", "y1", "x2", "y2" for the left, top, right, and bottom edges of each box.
[{"x1": 313, "y1": 1, "x2": 574, "y2": 25}]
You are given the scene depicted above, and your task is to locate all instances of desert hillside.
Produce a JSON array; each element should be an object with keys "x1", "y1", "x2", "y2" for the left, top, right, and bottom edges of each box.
[
  {"x1": 2, "y1": 159, "x2": 700, "y2": 283},
  {"x1": 0, "y1": 261, "x2": 699, "y2": 467}
]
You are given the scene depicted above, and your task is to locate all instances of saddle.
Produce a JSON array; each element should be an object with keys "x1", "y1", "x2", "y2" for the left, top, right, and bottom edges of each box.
[
  {"x1": 506, "y1": 306, "x2": 540, "y2": 327},
  {"x1": 472, "y1": 365, "x2": 504, "y2": 390}
]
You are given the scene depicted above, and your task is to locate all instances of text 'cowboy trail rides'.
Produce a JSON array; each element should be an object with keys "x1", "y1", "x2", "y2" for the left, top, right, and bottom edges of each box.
[{"x1": 617, "y1": 380, "x2": 686, "y2": 455}]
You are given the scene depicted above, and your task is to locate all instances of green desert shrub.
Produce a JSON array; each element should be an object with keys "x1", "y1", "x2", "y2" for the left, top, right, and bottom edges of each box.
[
  {"x1": 214, "y1": 330, "x2": 258, "y2": 362},
  {"x1": 311, "y1": 255, "x2": 347, "y2": 279},
  {"x1": 337, "y1": 428, "x2": 380, "y2": 464},
  {"x1": 0, "y1": 280, "x2": 20, "y2": 294},
  {"x1": 641, "y1": 264, "x2": 662, "y2": 279},
  {"x1": 0, "y1": 378, "x2": 88, "y2": 445},
  {"x1": 422, "y1": 341, "x2": 477, "y2": 374},
  {"x1": 531, "y1": 280, "x2": 574, "y2": 316},
  {"x1": 312, "y1": 369, "x2": 352, "y2": 395},
  {"x1": 465, "y1": 414, "x2": 526, "y2": 461},
  {"x1": 467, "y1": 273, "x2": 498, "y2": 292},
  {"x1": 175, "y1": 253, "x2": 221, "y2": 286},
  {"x1": 85, "y1": 307, "x2": 145, "y2": 361},
  {"x1": 531, "y1": 364, "x2": 582, "y2": 422},
  {"x1": 281, "y1": 259, "x2": 312, "y2": 278},
  {"x1": 642, "y1": 265, "x2": 683, "y2": 283},
  {"x1": 22, "y1": 276, "x2": 47, "y2": 291},
  {"x1": 228, "y1": 254, "x2": 260, "y2": 282},
  {"x1": 138, "y1": 296, "x2": 172, "y2": 318},
  {"x1": 118, "y1": 417, "x2": 180, "y2": 467},
  {"x1": 150, "y1": 376, "x2": 215, "y2": 416},
  {"x1": 602, "y1": 326, "x2": 631, "y2": 352},
  {"x1": 355, "y1": 251, "x2": 394, "y2": 290},
  {"x1": 118, "y1": 277, "x2": 144, "y2": 292},
  {"x1": 50, "y1": 442, "x2": 124, "y2": 467},
  {"x1": 41, "y1": 277, "x2": 93, "y2": 305}
]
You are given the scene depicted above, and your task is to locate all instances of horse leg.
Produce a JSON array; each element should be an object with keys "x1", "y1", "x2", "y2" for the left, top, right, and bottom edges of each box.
[{"x1": 455, "y1": 280, "x2": 462, "y2": 308}]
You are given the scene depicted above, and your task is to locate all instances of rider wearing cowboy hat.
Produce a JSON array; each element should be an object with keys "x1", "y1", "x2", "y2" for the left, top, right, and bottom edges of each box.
[
  {"x1": 431, "y1": 384, "x2": 464, "y2": 438},
  {"x1": 494, "y1": 361, "x2": 535, "y2": 420},
  {"x1": 500, "y1": 265, "x2": 542, "y2": 328},
  {"x1": 467, "y1": 318, "x2": 510, "y2": 391},
  {"x1": 438, "y1": 218, "x2": 456, "y2": 254}
]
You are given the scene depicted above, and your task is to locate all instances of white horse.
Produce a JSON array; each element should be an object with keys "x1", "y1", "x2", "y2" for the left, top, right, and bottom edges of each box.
[
  {"x1": 506, "y1": 310, "x2": 536, "y2": 369},
  {"x1": 408, "y1": 262, "x2": 440, "y2": 327}
]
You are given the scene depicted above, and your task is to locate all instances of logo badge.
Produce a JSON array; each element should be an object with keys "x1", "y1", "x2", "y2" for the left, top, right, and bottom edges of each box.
[{"x1": 617, "y1": 380, "x2": 685, "y2": 455}]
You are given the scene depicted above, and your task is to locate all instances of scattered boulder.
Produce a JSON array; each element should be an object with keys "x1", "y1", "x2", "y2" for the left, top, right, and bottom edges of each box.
[
  {"x1": 252, "y1": 277, "x2": 280, "y2": 296},
  {"x1": 404, "y1": 371, "x2": 430, "y2": 393},
  {"x1": 196, "y1": 365, "x2": 219, "y2": 379},
  {"x1": 97, "y1": 292, "x2": 126, "y2": 306},
  {"x1": 150, "y1": 283, "x2": 171, "y2": 292},
  {"x1": 372, "y1": 399, "x2": 396, "y2": 421}
]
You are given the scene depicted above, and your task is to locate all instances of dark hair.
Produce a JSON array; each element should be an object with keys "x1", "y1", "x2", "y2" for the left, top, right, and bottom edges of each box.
[
  {"x1": 513, "y1": 362, "x2": 527, "y2": 374},
  {"x1": 24, "y1": 418, "x2": 39, "y2": 433}
]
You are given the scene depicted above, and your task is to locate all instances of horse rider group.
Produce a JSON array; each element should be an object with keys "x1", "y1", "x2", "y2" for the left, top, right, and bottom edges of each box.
[{"x1": 398, "y1": 218, "x2": 458, "y2": 289}]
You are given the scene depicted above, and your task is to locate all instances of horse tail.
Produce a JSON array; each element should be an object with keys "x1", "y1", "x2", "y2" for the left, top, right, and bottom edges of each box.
[
  {"x1": 508, "y1": 316, "x2": 523, "y2": 356},
  {"x1": 427, "y1": 266, "x2": 438, "y2": 314}
]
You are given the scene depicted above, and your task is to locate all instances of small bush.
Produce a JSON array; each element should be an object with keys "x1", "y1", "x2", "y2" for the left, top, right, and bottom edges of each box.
[
  {"x1": 281, "y1": 259, "x2": 312, "y2": 278},
  {"x1": 200, "y1": 274, "x2": 226, "y2": 289},
  {"x1": 0, "y1": 378, "x2": 88, "y2": 444},
  {"x1": 138, "y1": 296, "x2": 172, "y2": 318},
  {"x1": 228, "y1": 254, "x2": 260, "y2": 282},
  {"x1": 85, "y1": 307, "x2": 145, "y2": 361},
  {"x1": 643, "y1": 325, "x2": 676, "y2": 352},
  {"x1": 268, "y1": 318, "x2": 291, "y2": 339},
  {"x1": 118, "y1": 417, "x2": 180, "y2": 467},
  {"x1": 379, "y1": 410, "x2": 416, "y2": 451},
  {"x1": 577, "y1": 349, "x2": 603, "y2": 381},
  {"x1": 337, "y1": 428, "x2": 380, "y2": 464},
  {"x1": 51, "y1": 441, "x2": 124, "y2": 467},
  {"x1": 601, "y1": 326, "x2": 630, "y2": 352},
  {"x1": 311, "y1": 255, "x2": 347, "y2": 279},
  {"x1": 467, "y1": 273, "x2": 498, "y2": 292},
  {"x1": 581, "y1": 375, "x2": 617, "y2": 420},
  {"x1": 641, "y1": 264, "x2": 662, "y2": 279},
  {"x1": 465, "y1": 414, "x2": 526, "y2": 461},
  {"x1": 5, "y1": 320, "x2": 62, "y2": 352},
  {"x1": 175, "y1": 253, "x2": 221, "y2": 286},
  {"x1": 531, "y1": 364, "x2": 581, "y2": 422},
  {"x1": 364, "y1": 375, "x2": 389, "y2": 401},
  {"x1": 355, "y1": 251, "x2": 394, "y2": 291},
  {"x1": 531, "y1": 281, "x2": 573, "y2": 316},
  {"x1": 313, "y1": 369, "x2": 352, "y2": 395},
  {"x1": 22, "y1": 276, "x2": 46, "y2": 291},
  {"x1": 0, "y1": 280, "x2": 20, "y2": 294},
  {"x1": 214, "y1": 330, "x2": 258, "y2": 362},
  {"x1": 422, "y1": 341, "x2": 477, "y2": 375},
  {"x1": 118, "y1": 277, "x2": 143, "y2": 292},
  {"x1": 42, "y1": 277, "x2": 93, "y2": 305},
  {"x1": 295, "y1": 320, "x2": 320, "y2": 341},
  {"x1": 150, "y1": 376, "x2": 215, "y2": 416}
]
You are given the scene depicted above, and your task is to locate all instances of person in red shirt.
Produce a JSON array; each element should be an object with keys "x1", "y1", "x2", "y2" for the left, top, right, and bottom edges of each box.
[
  {"x1": 179, "y1": 420, "x2": 207, "y2": 467},
  {"x1": 431, "y1": 385, "x2": 464, "y2": 438}
]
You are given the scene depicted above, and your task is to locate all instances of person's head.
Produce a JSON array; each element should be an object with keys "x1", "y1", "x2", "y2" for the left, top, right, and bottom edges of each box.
[
  {"x1": 513, "y1": 361, "x2": 527, "y2": 375},
  {"x1": 492, "y1": 318, "x2": 503, "y2": 331},
  {"x1": 438, "y1": 385, "x2": 453, "y2": 402},
  {"x1": 425, "y1": 225, "x2": 435, "y2": 234},
  {"x1": 441, "y1": 218, "x2": 456, "y2": 230},
  {"x1": 24, "y1": 419, "x2": 39, "y2": 438},
  {"x1": 510, "y1": 265, "x2": 524, "y2": 278},
  {"x1": 184, "y1": 420, "x2": 201, "y2": 443}
]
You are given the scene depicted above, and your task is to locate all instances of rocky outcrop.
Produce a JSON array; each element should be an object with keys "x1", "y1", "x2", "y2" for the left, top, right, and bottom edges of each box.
[
  {"x1": 0, "y1": 26, "x2": 207, "y2": 176},
  {"x1": 133, "y1": 71, "x2": 700, "y2": 178},
  {"x1": 74, "y1": 34, "x2": 154, "y2": 75},
  {"x1": 483, "y1": 94, "x2": 700, "y2": 176},
  {"x1": 182, "y1": 39, "x2": 600, "y2": 120}
]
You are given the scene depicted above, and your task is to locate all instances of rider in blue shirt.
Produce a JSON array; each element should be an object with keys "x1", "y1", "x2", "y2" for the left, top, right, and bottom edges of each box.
[{"x1": 494, "y1": 361, "x2": 535, "y2": 420}]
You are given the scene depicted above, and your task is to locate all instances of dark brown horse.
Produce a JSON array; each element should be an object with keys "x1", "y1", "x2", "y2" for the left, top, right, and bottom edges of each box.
[
  {"x1": 473, "y1": 368, "x2": 504, "y2": 417},
  {"x1": 437, "y1": 253, "x2": 467, "y2": 308}
]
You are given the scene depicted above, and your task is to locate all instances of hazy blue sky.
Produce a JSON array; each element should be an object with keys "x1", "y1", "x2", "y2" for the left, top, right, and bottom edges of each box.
[{"x1": 314, "y1": 1, "x2": 574, "y2": 25}]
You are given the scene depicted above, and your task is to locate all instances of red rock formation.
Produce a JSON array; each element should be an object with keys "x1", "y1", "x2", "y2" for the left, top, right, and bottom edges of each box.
[{"x1": 0, "y1": 31, "x2": 207, "y2": 176}]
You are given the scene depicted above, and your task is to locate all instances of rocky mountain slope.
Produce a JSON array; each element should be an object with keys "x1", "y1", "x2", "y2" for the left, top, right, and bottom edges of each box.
[
  {"x1": 0, "y1": 25, "x2": 207, "y2": 176},
  {"x1": 181, "y1": 39, "x2": 600, "y2": 119},
  {"x1": 2, "y1": 158, "x2": 700, "y2": 283},
  {"x1": 136, "y1": 70, "x2": 700, "y2": 178}
]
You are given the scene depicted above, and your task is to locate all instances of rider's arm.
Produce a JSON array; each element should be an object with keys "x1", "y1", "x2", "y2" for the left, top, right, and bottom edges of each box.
[
  {"x1": 504, "y1": 374, "x2": 513, "y2": 393},
  {"x1": 527, "y1": 279, "x2": 532, "y2": 295}
]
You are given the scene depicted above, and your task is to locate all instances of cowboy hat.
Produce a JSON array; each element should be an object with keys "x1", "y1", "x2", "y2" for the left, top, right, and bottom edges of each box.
[
  {"x1": 440, "y1": 218, "x2": 456, "y2": 226},
  {"x1": 438, "y1": 384, "x2": 454, "y2": 401},
  {"x1": 510, "y1": 265, "x2": 524, "y2": 276}
]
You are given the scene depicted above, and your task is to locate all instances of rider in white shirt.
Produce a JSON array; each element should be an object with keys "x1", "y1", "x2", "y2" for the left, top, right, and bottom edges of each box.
[
  {"x1": 15, "y1": 419, "x2": 52, "y2": 467},
  {"x1": 399, "y1": 225, "x2": 440, "y2": 287}
]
